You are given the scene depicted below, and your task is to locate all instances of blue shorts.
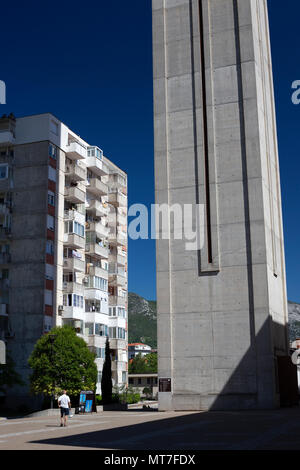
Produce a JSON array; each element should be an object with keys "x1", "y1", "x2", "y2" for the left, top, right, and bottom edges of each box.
[{"x1": 60, "y1": 407, "x2": 70, "y2": 417}]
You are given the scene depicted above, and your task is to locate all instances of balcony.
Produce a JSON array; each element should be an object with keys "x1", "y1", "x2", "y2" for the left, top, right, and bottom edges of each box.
[
  {"x1": 85, "y1": 242, "x2": 109, "y2": 260},
  {"x1": 65, "y1": 162, "x2": 86, "y2": 182},
  {"x1": 109, "y1": 338, "x2": 127, "y2": 350},
  {"x1": 88, "y1": 335, "x2": 107, "y2": 349},
  {"x1": 0, "y1": 131, "x2": 15, "y2": 146},
  {"x1": 63, "y1": 257, "x2": 85, "y2": 272},
  {"x1": 108, "y1": 212, "x2": 127, "y2": 227},
  {"x1": 109, "y1": 296, "x2": 126, "y2": 307},
  {"x1": 109, "y1": 274, "x2": 126, "y2": 288},
  {"x1": 62, "y1": 306, "x2": 85, "y2": 321},
  {"x1": 111, "y1": 361, "x2": 127, "y2": 372},
  {"x1": 63, "y1": 282, "x2": 84, "y2": 295},
  {"x1": 109, "y1": 230, "x2": 127, "y2": 246},
  {"x1": 86, "y1": 221, "x2": 109, "y2": 239},
  {"x1": 65, "y1": 186, "x2": 85, "y2": 204},
  {"x1": 108, "y1": 191, "x2": 127, "y2": 208},
  {"x1": 84, "y1": 289, "x2": 109, "y2": 305},
  {"x1": 66, "y1": 141, "x2": 86, "y2": 160},
  {"x1": 86, "y1": 265, "x2": 108, "y2": 280},
  {"x1": 86, "y1": 199, "x2": 109, "y2": 217},
  {"x1": 86, "y1": 156, "x2": 108, "y2": 176},
  {"x1": 108, "y1": 174, "x2": 127, "y2": 191},
  {"x1": 86, "y1": 178, "x2": 108, "y2": 197},
  {"x1": 64, "y1": 233, "x2": 85, "y2": 249}
]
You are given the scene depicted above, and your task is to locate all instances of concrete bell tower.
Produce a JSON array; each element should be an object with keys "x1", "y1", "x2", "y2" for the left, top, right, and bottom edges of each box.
[{"x1": 152, "y1": 0, "x2": 290, "y2": 410}]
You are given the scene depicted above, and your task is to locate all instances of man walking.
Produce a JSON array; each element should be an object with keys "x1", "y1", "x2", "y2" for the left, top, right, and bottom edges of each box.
[{"x1": 58, "y1": 390, "x2": 71, "y2": 427}]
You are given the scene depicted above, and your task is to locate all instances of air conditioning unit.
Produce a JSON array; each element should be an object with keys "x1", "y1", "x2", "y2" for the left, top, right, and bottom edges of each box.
[
  {"x1": 58, "y1": 305, "x2": 64, "y2": 312},
  {"x1": 83, "y1": 277, "x2": 89, "y2": 284}
]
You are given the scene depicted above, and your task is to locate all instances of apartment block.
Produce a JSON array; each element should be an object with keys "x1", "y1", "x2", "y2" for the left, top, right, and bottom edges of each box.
[{"x1": 0, "y1": 113, "x2": 128, "y2": 405}]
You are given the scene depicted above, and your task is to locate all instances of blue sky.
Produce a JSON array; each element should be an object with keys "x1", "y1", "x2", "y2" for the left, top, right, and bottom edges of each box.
[{"x1": 0, "y1": 0, "x2": 299, "y2": 302}]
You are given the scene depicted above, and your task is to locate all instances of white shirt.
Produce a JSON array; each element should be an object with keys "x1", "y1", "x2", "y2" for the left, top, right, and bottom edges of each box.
[{"x1": 58, "y1": 394, "x2": 70, "y2": 408}]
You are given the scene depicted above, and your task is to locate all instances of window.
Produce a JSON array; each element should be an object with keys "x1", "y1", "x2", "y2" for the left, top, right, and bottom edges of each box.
[
  {"x1": 65, "y1": 221, "x2": 84, "y2": 238},
  {"x1": 47, "y1": 215, "x2": 55, "y2": 231},
  {"x1": 48, "y1": 191, "x2": 55, "y2": 206},
  {"x1": 97, "y1": 371, "x2": 102, "y2": 383},
  {"x1": 45, "y1": 290, "x2": 53, "y2": 306},
  {"x1": 49, "y1": 143, "x2": 57, "y2": 159},
  {"x1": 45, "y1": 264, "x2": 54, "y2": 280},
  {"x1": 0, "y1": 164, "x2": 8, "y2": 180},
  {"x1": 129, "y1": 378, "x2": 133, "y2": 385},
  {"x1": 138, "y1": 378, "x2": 141, "y2": 385},
  {"x1": 85, "y1": 323, "x2": 94, "y2": 336},
  {"x1": 46, "y1": 240, "x2": 54, "y2": 255},
  {"x1": 95, "y1": 323, "x2": 108, "y2": 337},
  {"x1": 48, "y1": 166, "x2": 56, "y2": 182}
]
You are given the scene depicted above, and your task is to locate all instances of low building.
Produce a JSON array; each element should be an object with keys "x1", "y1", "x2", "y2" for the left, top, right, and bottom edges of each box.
[
  {"x1": 128, "y1": 343, "x2": 152, "y2": 360},
  {"x1": 128, "y1": 373, "x2": 158, "y2": 399}
]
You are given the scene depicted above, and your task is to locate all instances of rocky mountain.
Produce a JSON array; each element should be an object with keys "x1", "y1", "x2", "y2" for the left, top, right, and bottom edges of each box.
[
  {"x1": 128, "y1": 293, "x2": 300, "y2": 347},
  {"x1": 288, "y1": 301, "x2": 300, "y2": 342}
]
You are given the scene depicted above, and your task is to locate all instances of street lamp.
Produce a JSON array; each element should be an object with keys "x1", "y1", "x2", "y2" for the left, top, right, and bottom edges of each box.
[{"x1": 48, "y1": 334, "x2": 56, "y2": 410}]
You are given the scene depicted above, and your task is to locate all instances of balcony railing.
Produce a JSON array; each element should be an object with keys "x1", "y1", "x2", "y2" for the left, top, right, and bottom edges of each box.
[
  {"x1": 86, "y1": 156, "x2": 109, "y2": 176},
  {"x1": 108, "y1": 191, "x2": 127, "y2": 207},
  {"x1": 86, "y1": 222, "x2": 109, "y2": 239},
  {"x1": 66, "y1": 141, "x2": 86, "y2": 160},
  {"x1": 65, "y1": 186, "x2": 86, "y2": 204},
  {"x1": 64, "y1": 233, "x2": 85, "y2": 249},
  {"x1": 86, "y1": 199, "x2": 109, "y2": 217},
  {"x1": 63, "y1": 282, "x2": 84, "y2": 295},
  {"x1": 63, "y1": 257, "x2": 85, "y2": 272},
  {"x1": 86, "y1": 178, "x2": 108, "y2": 196},
  {"x1": 65, "y1": 162, "x2": 86, "y2": 182},
  {"x1": 85, "y1": 243, "x2": 109, "y2": 260}
]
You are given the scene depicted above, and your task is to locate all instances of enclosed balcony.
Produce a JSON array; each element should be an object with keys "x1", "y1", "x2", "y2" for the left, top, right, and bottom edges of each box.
[
  {"x1": 65, "y1": 162, "x2": 86, "y2": 182},
  {"x1": 65, "y1": 186, "x2": 85, "y2": 204},
  {"x1": 65, "y1": 141, "x2": 86, "y2": 160},
  {"x1": 86, "y1": 147, "x2": 109, "y2": 176},
  {"x1": 86, "y1": 178, "x2": 108, "y2": 197}
]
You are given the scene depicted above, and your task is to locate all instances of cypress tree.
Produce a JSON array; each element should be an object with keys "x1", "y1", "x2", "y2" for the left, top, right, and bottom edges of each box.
[{"x1": 101, "y1": 337, "x2": 112, "y2": 404}]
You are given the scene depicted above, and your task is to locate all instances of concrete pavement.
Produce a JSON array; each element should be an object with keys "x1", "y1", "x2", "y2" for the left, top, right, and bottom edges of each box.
[{"x1": 1, "y1": 407, "x2": 300, "y2": 450}]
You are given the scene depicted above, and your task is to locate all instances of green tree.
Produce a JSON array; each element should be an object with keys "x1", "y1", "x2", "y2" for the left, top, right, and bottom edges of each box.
[
  {"x1": 0, "y1": 353, "x2": 24, "y2": 394},
  {"x1": 101, "y1": 337, "x2": 112, "y2": 405},
  {"x1": 28, "y1": 326, "x2": 97, "y2": 397},
  {"x1": 129, "y1": 353, "x2": 157, "y2": 374}
]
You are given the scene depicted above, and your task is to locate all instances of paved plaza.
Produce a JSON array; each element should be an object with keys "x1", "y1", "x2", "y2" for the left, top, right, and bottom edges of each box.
[{"x1": 1, "y1": 407, "x2": 300, "y2": 450}]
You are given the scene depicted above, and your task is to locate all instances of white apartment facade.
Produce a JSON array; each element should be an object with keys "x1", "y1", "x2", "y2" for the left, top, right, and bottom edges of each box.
[{"x1": 0, "y1": 113, "x2": 128, "y2": 403}]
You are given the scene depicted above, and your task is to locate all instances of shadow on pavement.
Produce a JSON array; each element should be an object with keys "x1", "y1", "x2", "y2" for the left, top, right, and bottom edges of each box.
[{"x1": 29, "y1": 408, "x2": 300, "y2": 450}]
